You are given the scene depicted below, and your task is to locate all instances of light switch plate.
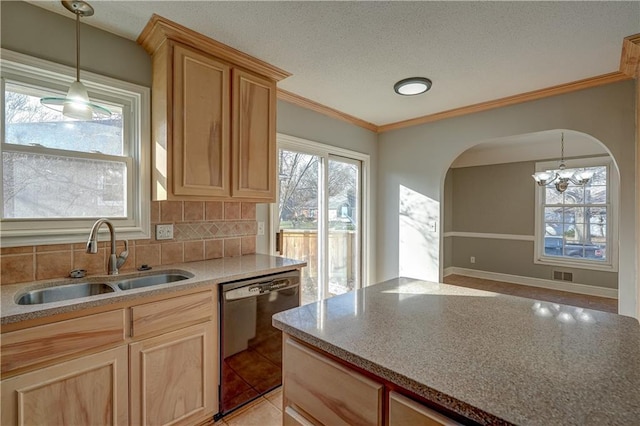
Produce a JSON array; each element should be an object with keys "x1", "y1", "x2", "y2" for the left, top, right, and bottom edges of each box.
[{"x1": 156, "y1": 224, "x2": 174, "y2": 240}]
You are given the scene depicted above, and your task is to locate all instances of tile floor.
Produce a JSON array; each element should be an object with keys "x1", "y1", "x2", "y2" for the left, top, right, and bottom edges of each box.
[{"x1": 204, "y1": 276, "x2": 617, "y2": 425}]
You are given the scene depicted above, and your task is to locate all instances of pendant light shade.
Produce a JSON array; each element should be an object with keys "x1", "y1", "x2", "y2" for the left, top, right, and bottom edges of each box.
[{"x1": 40, "y1": 1, "x2": 111, "y2": 120}]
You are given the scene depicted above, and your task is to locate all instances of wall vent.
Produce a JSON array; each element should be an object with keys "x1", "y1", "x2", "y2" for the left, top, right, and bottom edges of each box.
[{"x1": 553, "y1": 270, "x2": 573, "y2": 282}]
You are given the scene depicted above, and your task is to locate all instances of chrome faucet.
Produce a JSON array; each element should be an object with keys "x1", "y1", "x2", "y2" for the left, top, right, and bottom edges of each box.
[{"x1": 86, "y1": 218, "x2": 129, "y2": 275}]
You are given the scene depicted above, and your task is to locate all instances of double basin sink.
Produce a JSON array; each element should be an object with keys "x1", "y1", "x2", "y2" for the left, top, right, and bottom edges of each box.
[{"x1": 16, "y1": 272, "x2": 192, "y2": 306}]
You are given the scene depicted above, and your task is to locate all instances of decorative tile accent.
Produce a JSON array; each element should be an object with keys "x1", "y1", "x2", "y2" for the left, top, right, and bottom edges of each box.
[{"x1": 173, "y1": 221, "x2": 257, "y2": 241}]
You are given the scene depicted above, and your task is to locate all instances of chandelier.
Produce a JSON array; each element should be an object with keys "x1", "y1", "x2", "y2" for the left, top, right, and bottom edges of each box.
[{"x1": 531, "y1": 132, "x2": 593, "y2": 193}]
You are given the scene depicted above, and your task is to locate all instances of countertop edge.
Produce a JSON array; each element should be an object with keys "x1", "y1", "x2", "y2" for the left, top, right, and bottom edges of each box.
[{"x1": 2, "y1": 255, "x2": 306, "y2": 326}]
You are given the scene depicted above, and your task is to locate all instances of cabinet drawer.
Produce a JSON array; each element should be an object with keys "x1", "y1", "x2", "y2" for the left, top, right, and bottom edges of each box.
[
  {"x1": 283, "y1": 336, "x2": 383, "y2": 426},
  {"x1": 1, "y1": 310, "x2": 126, "y2": 374},
  {"x1": 131, "y1": 290, "x2": 213, "y2": 338},
  {"x1": 389, "y1": 392, "x2": 462, "y2": 426}
]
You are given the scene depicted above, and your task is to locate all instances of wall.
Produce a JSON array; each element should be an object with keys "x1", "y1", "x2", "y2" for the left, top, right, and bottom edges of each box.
[
  {"x1": 444, "y1": 160, "x2": 618, "y2": 289},
  {"x1": 377, "y1": 81, "x2": 636, "y2": 316},
  {"x1": 0, "y1": 2, "x2": 259, "y2": 284}
]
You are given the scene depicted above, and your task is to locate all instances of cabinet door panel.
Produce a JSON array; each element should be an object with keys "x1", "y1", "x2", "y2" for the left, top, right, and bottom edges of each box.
[
  {"x1": 389, "y1": 392, "x2": 462, "y2": 426},
  {"x1": 232, "y1": 68, "x2": 276, "y2": 201},
  {"x1": 130, "y1": 321, "x2": 216, "y2": 426},
  {"x1": 283, "y1": 335, "x2": 383, "y2": 426},
  {"x1": 173, "y1": 43, "x2": 231, "y2": 197},
  {"x1": 1, "y1": 346, "x2": 128, "y2": 426}
]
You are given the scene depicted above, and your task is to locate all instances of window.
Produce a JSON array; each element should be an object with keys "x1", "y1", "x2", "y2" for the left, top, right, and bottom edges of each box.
[
  {"x1": 534, "y1": 156, "x2": 617, "y2": 271},
  {"x1": 1, "y1": 50, "x2": 150, "y2": 246}
]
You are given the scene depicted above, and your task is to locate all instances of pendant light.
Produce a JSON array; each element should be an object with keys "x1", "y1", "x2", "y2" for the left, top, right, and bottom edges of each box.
[{"x1": 40, "y1": 0, "x2": 111, "y2": 120}]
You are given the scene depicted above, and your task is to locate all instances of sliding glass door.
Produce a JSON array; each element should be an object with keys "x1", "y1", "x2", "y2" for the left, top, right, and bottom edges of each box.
[{"x1": 274, "y1": 139, "x2": 364, "y2": 305}]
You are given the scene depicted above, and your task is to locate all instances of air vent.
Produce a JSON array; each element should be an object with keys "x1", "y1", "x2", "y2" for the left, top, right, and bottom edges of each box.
[{"x1": 553, "y1": 270, "x2": 573, "y2": 282}]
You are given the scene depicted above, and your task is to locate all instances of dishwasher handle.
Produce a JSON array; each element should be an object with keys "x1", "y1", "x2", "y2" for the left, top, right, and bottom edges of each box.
[{"x1": 224, "y1": 279, "x2": 299, "y2": 301}]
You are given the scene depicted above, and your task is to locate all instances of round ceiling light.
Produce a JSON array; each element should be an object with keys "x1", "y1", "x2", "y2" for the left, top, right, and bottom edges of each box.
[{"x1": 393, "y1": 77, "x2": 432, "y2": 96}]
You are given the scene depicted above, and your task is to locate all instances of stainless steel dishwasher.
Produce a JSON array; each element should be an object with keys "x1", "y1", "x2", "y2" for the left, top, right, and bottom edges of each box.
[{"x1": 218, "y1": 270, "x2": 300, "y2": 417}]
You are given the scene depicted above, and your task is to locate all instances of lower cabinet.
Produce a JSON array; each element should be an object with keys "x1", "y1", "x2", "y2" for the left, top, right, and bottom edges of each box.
[
  {"x1": 282, "y1": 334, "x2": 465, "y2": 426},
  {"x1": 1, "y1": 346, "x2": 129, "y2": 426},
  {"x1": 389, "y1": 392, "x2": 462, "y2": 426},
  {"x1": 130, "y1": 321, "x2": 216, "y2": 426},
  {"x1": 283, "y1": 334, "x2": 384, "y2": 426}
]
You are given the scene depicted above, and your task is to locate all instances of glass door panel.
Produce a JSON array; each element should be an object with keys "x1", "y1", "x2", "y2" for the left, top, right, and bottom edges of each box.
[
  {"x1": 328, "y1": 157, "x2": 360, "y2": 297},
  {"x1": 277, "y1": 149, "x2": 321, "y2": 305}
]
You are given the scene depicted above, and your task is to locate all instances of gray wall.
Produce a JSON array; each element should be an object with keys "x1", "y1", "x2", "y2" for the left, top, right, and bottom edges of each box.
[
  {"x1": 378, "y1": 80, "x2": 636, "y2": 316},
  {"x1": 1, "y1": 1, "x2": 151, "y2": 87},
  {"x1": 444, "y1": 161, "x2": 618, "y2": 289}
]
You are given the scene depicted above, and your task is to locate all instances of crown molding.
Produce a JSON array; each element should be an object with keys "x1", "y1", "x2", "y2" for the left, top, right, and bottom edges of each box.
[
  {"x1": 620, "y1": 33, "x2": 640, "y2": 78},
  {"x1": 377, "y1": 72, "x2": 631, "y2": 133},
  {"x1": 277, "y1": 89, "x2": 378, "y2": 132}
]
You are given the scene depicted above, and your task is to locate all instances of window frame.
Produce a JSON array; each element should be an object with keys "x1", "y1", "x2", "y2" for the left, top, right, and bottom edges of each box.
[
  {"x1": 533, "y1": 155, "x2": 618, "y2": 272},
  {"x1": 0, "y1": 49, "x2": 150, "y2": 247}
]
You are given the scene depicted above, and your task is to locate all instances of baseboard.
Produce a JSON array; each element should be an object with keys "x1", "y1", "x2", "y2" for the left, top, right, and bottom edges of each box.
[{"x1": 443, "y1": 267, "x2": 618, "y2": 299}]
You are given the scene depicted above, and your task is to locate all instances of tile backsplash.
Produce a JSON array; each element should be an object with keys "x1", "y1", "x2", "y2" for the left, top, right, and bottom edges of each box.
[{"x1": 0, "y1": 201, "x2": 257, "y2": 285}]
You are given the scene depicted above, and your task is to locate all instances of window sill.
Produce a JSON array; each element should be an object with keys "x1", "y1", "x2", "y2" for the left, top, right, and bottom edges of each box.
[{"x1": 534, "y1": 256, "x2": 618, "y2": 273}]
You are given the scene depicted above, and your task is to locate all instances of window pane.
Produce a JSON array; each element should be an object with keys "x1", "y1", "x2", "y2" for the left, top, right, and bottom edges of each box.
[
  {"x1": 562, "y1": 186, "x2": 584, "y2": 204},
  {"x1": 3, "y1": 151, "x2": 126, "y2": 218},
  {"x1": 586, "y1": 186, "x2": 606, "y2": 204},
  {"x1": 545, "y1": 187, "x2": 563, "y2": 204},
  {"x1": 4, "y1": 83, "x2": 123, "y2": 155}
]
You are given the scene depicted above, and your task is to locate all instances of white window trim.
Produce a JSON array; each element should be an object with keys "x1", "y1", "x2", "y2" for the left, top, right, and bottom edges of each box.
[
  {"x1": 271, "y1": 133, "x2": 372, "y2": 288},
  {"x1": 0, "y1": 49, "x2": 150, "y2": 247},
  {"x1": 533, "y1": 155, "x2": 618, "y2": 272}
]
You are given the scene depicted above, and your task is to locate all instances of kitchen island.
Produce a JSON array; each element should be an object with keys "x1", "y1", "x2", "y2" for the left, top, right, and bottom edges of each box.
[{"x1": 272, "y1": 277, "x2": 640, "y2": 425}]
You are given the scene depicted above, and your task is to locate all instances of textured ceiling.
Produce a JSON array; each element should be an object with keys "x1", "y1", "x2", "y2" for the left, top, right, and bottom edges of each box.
[{"x1": 28, "y1": 1, "x2": 640, "y2": 126}]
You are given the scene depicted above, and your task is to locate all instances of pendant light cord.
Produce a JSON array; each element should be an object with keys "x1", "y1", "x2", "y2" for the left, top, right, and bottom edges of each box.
[{"x1": 75, "y1": 11, "x2": 81, "y2": 82}]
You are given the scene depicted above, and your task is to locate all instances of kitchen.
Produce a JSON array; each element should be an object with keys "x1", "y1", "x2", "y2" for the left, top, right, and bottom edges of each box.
[{"x1": 1, "y1": 1, "x2": 639, "y2": 425}]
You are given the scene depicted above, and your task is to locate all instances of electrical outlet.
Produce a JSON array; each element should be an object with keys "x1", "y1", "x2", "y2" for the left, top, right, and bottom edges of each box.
[
  {"x1": 470, "y1": 256, "x2": 476, "y2": 264},
  {"x1": 156, "y1": 224, "x2": 174, "y2": 240},
  {"x1": 258, "y1": 221, "x2": 265, "y2": 236}
]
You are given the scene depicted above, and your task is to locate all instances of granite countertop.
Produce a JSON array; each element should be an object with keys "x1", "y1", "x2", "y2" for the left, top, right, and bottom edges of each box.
[
  {"x1": 2, "y1": 254, "x2": 306, "y2": 325},
  {"x1": 272, "y1": 277, "x2": 640, "y2": 426}
]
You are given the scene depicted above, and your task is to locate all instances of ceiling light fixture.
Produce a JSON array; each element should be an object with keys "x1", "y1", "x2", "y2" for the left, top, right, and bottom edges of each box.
[
  {"x1": 40, "y1": 0, "x2": 111, "y2": 120},
  {"x1": 393, "y1": 77, "x2": 432, "y2": 96},
  {"x1": 532, "y1": 132, "x2": 593, "y2": 193}
]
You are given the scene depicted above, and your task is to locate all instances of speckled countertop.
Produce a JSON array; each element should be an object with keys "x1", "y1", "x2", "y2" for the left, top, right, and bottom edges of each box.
[
  {"x1": 273, "y1": 277, "x2": 640, "y2": 426},
  {"x1": 2, "y1": 254, "x2": 305, "y2": 325}
]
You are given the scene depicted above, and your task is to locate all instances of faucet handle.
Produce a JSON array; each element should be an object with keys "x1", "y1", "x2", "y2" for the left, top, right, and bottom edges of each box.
[{"x1": 116, "y1": 240, "x2": 129, "y2": 269}]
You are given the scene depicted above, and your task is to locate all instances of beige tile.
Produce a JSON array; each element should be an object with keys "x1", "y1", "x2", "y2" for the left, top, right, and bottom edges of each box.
[
  {"x1": 150, "y1": 200, "x2": 161, "y2": 223},
  {"x1": 161, "y1": 242, "x2": 184, "y2": 265},
  {"x1": 205, "y1": 239, "x2": 223, "y2": 259},
  {"x1": 241, "y1": 236, "x2": 256, "y2": 255},
  {"x1": 1, "y1": 246, "x2": 34, "y2": 255},
  {"x1": 1, "y1": 254, "x2": 34, "y2": 285},
  {"x1": 135, "y1": 244, "x2": 161, "y2": 268},
  {"x1": 184, "y1": 201, "x2": 204, "y2": 221},
  {"x1": 184, "y1": 240, "x2": 205, "y2": 262},
  {"x1": 265, "y1": 387, "x2": 283, "y2": 411},
  {"x1": 225, "y1": 399, "x2": 282, "y2": 426},
  {"x1": 36, "y1": 251, "x2": 72, "y2": 280},
  {"x1": 224, "y1": 202, "x2": 241, "y2": 220},
  {"x1": 241, "y1": 203, "x2": 256, "y2": 220},
  {"x1": 36, "y1": 243, "x2": 72, "y2": 252},
  {"x1": 160, "y1": 201, "x2": 183, "y2": 222},
  {"x1": 224, "y1": 238, "x2": 241, "y2": 257},
  {"x1": 73, "y1": 248, "x2": 107, "y2": 275},
  {"x1": 206, "y1": 201, "x2": 223, "y2": 221}
]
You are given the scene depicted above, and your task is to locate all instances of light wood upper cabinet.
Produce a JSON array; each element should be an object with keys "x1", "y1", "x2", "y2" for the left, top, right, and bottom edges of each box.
[
  {"x1": 1, "y1": 346, "x2": 129, "y2": 426},
  {"x1": 172, "y1": 44, "x2": 230, "y2": 198},
  {"x1": 138, "y1": 14, "x2": 290, "y2": 202},
  {"x1": 232, "y1": 69, "x2": 277, "y2": 200}
]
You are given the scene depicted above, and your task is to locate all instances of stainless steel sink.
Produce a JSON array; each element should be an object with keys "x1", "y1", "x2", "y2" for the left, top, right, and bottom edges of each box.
[
  {"x1": 116, "y1": 273, "x2": 191, "y2": 290},
  {"x1": 16, "y1": 282, "x2": 115, "y2": 305}
]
